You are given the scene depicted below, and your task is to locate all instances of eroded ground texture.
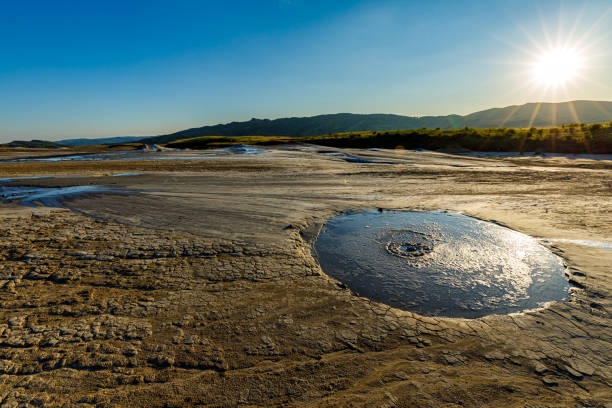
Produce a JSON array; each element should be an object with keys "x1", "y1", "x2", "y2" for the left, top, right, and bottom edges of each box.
[{"x1": 0, "y1": 146, "x2": 610, "y2": 407}]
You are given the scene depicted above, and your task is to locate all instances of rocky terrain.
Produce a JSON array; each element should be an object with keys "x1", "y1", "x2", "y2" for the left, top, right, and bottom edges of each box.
[{"x1": 0, "y1": 146, "x2": 610, "y2": 407}]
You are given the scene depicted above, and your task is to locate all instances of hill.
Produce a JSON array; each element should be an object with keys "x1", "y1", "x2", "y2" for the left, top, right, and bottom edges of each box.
[
  {"x1": 2, "y1": 140, "x2": 64, "y2": 148},
  {"x1": 164, "y1": 122, "x2": 612, "y2": 155},
  {"x1": 143, "y1": 100, "x2": 612, "y2": 144},
  {"x1": 57, "y1": 136, "x2": 146, "y2": 147},
  {"x1": 461, "y1": 101, "x2": 612, "y2": 128}
]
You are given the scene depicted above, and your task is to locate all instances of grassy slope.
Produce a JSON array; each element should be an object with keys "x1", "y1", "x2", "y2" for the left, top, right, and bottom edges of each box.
[{"x1": 165, "y1": 123, "x2": 612, "y2": 154}]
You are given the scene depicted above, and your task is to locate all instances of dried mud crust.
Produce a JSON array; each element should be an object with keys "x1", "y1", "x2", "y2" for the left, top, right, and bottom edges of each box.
[{"x1": 0, "y1": 149, "x2": 609, "y2": 407}]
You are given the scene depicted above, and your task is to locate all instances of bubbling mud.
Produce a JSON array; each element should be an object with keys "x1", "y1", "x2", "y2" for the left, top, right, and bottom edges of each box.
[{"x1": 314, "y1": 210, "x2": 571, "y2": 318}]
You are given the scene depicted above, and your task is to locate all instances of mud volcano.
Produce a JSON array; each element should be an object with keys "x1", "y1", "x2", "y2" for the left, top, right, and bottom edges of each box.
[{"x1": 314, "y1": 210, "x2": 570, "y2": 318}]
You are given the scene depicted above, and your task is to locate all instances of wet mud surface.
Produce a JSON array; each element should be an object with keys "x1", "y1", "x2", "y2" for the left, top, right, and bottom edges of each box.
[
  {"x1": 315, "y1": 210, "x2": 570, "y2": 318},
  {"x1": 0, "y1": 145, "x2": 264, "y2": 163},
  {"x1": 0, "y1": 146, "x2": 609, "y2": 407},
  {"x1": 0, "y1": 185, "x2": 112, "y2": 207}
]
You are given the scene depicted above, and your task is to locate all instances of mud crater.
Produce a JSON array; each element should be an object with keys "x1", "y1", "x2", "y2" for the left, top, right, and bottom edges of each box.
[{"x1": 314, "y1": 210, "x2": 571, "y2": 318}]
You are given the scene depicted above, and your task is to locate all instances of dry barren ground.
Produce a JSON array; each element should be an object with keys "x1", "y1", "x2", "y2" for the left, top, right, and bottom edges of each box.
[{"x1": 0, "y1": 146, "x2": 610, "y2": 407}]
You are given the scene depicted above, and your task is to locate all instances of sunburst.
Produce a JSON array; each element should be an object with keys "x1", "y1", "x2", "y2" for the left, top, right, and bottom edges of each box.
[
  {"x1": 531, "y1": 46, "x2": 584, "y2": 88},
  {"x1": 489, "y1": 4, "x2": 612, "y2": 126}
]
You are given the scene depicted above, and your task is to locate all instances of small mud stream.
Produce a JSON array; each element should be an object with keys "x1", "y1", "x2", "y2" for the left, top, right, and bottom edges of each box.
[
  {"x1": 0, "y1": 185, "x2": 111, "y2": 207},
  {"x1": 0, "y1": 174, "x2": 139, "y2": 207}
]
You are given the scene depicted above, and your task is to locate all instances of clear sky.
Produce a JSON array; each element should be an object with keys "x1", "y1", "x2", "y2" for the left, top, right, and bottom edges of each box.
[{"x1": 1, "y1": 0, "x2": 611, "y2": 141}]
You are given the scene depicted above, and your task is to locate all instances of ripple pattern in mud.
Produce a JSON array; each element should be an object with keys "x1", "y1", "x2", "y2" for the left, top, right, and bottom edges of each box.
[{"x1": 314, "y1": 210, "x2": 570, "y2": 318}]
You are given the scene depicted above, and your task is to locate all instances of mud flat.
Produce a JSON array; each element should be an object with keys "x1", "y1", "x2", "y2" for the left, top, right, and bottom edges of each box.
[{"x1": 0, "y1": 146, "x2": 610, "y2": 407}]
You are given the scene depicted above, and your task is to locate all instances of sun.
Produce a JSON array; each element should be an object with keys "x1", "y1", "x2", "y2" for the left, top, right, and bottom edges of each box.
[{"x1": 531, "y1": 47, "x2": 583, "y2": 88}]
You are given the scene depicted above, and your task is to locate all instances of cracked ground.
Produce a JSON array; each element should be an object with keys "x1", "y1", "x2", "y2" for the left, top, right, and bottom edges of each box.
[{"x1": 0, "y1": 146, "x2": 610, "y2": 407}]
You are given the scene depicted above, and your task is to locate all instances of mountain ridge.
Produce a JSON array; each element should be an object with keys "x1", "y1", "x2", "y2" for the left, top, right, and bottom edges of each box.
[
  {"x1": 143, "y1": 100, "x2": 612, "y2": 145},
  {"x1": 6, "y1": 100, "x2": 611, "y2": 147},
  {"x1": 57, "y1": 136, "x2": 146, "y2": 147}
]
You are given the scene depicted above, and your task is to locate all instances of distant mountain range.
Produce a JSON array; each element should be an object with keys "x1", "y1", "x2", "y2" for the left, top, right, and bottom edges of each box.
[
  {"x1": 57, "y1": 136, "x2": 145, "y2": 147},
  {"x1": 143, "y1": 100, "x2": 612, "y2": 145},
  {"x1": 3, "y1": 140, "x2": 64, "y2": 148},
  {"x1": 5, "y1": 100, "x2": 612, "y2": 147}
]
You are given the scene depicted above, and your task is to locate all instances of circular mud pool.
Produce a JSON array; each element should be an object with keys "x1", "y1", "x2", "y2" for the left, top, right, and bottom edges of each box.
[{"x1": 314, "y1": 210, "x2": 570, "y2": 318}]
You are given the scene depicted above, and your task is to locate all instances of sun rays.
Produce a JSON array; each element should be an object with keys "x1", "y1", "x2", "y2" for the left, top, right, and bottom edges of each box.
[{"x1": 491, "y1": 3, "x2": 612, "y2": 126}]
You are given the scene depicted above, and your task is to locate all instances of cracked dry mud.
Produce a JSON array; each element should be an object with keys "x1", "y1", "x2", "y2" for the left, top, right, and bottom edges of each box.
[{"x1": 0, "y1": 147, "x2": 610, "y2": 407}]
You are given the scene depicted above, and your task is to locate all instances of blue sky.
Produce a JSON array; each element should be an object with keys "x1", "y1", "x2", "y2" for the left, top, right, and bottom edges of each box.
[{"x1": 0, "y1": 0, "x2": 611, "y2": 141}]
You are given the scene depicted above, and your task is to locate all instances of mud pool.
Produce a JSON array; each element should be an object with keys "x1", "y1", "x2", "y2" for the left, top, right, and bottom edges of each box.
[{"x1": 314, "y1": 210, "x2": 571, "y2": 318}]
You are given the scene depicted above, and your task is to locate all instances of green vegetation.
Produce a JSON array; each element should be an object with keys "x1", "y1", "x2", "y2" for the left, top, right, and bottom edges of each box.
[
  {"x1": 166, "y1": 136, "x2": 294, "y2": 149},
  {"x1": 166, "y1": 123, "x2": 612, "y2": 154}
]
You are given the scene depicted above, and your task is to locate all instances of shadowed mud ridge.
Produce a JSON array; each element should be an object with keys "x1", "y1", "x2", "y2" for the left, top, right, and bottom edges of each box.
[
  {"x1": 0, "y1": 147, "x2": 609, "y2": 407},
  {"x1": 314, "y1": 210, "x2": 570, "y2": 318}
]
